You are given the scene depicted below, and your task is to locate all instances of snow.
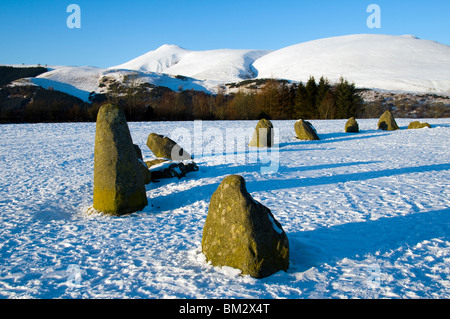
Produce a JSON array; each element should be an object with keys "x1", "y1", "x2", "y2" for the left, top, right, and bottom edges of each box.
[
  {"x1": 253, "y1": 34, "x2": 450, "y2": 93},
  {"x1": 0, "y1": 118, "x2": 449, "y2": 299},
  {"x1": 13, "y1": 34, "x2": 450, "y2": 100},
  {"x1": 24, "y1": 66, "x2": 215, "y2": 102},
  {"x1": 111, "y1": 44, "x2": 270, "y2": 83},
  {"x1": 109, "y1": 34, "x2": 450, "y2": 94}
]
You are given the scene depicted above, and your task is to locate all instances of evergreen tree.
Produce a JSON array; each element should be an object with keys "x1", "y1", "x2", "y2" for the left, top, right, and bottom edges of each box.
[
  {"x1": 316, "y1": 76, "x2": 331, "y2": 107},
  {"x1": 334, "y1": 77, "x2": 360, "y2": 118},
  {"x1": 293, "y1": 81, "x2": 308, "y2": 119},
  {"x1": 304, "y1": 76, "x2": 318, "y2": 118}
]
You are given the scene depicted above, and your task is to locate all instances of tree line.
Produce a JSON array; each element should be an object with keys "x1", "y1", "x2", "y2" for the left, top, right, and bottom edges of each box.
[
  {"x1": 1, "y1": 70, "x2": 447, "y2": 123},
  {"x1": 102, "y1": 75, "x2": 363, "y2": 121}
]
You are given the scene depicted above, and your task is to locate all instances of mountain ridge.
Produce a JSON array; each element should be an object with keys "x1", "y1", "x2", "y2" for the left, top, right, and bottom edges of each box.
[
  {"x1": 5, "y1": 34, "x2": 450, "y2": 100},
  {"x1": 109, "y1": 34, "x2": 450, "y2": 94}
]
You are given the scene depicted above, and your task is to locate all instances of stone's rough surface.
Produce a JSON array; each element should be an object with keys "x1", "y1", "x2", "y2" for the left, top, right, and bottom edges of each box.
[
  {"x1": 202, "y1": 175, "x2": 289, "y2": 278},
  {"x1": 134, "y1": 144, "x2": 144, "y2": 161},
  {"x1": 378, "y1": 110, "x2": 399, "y2": 131},
  {"x1": 139, "y1": 160, "x2": 152, "y2": 185},
  {"x1": 93, "y1": 104, "x2": 148, "y2": 215},
  {"x1": 249, "y1": 119, "x2": 274, "y2": 147},
  {"x1": 408, "y1": 121, "x2": 432, "y2": 129},
  {"x1": 146, "y1": 133, "x2": 191, "y2": 160},
  {"x1": 294, "y1": 119, "x2": 320, "y2": 140},
  {"x1": 345, "y1": 117, "x2": 359, "y2": 133}
]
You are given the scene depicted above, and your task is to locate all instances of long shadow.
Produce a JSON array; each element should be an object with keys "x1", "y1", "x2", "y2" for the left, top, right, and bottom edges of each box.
[
  {"x1": 145, "y1": 161, "x2": 447, "y2": 213},
  {"x1": 288, "y1": 208, "x2": 450, "y2": 271},
  {"x1": 246, "y1": 163, "x2": 450, "y2": 192},
  {"x1": 146, "y1": 160, "x2": 380, "y2": 210},
  {"x1": 279, "y1": 132, "x2": 392, "y2": 149}
]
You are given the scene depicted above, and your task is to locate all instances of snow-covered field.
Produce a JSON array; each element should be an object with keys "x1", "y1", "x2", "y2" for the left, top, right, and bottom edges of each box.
[{"x1": 0, "y1": 118, "x2": 449, "y2": 299}]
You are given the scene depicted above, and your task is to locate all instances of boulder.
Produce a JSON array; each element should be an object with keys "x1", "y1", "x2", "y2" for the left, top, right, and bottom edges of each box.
[
  {"x1": 93, "y1": 104, "x2": 148, "y2": 215},
  {"x1": 146, "y1": 133, "x2": 191, "y2": 160},
  {"x1": 202, "y1": 175, "x2": 289, "y2": 278},
  {"x1": 249, "y1": 119, "x2": 274, "y2": 147},
  {"x1": 345, "y1": 117, "x2": 359, "y2": 133},
  {"x1": 294, "y1": 119, "x2": 320, "y2": 140},
  {"x1": 377, "y1": 110, "x2": 399, "y2": 131},
  {"x1": 407, "y1": 121, "x2": 431, "y2": 129}
]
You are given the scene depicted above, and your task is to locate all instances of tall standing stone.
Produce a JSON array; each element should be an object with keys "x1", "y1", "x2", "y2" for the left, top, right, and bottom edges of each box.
[
  {"x1": 93, "y1": 104, "x2": 148, "y2": 215},
  {"x1": 249, "y1": 119, "x2": 274, "y2": 147},
  {"x1": 294, "y1": 119, "x2": 320, "y2": 140},
  {"x1": 378, "y1": 110, "x2": 399, "y2": 131},
  {"x1": 202, "y1": 175, "x2": 289, "y2": 278}
]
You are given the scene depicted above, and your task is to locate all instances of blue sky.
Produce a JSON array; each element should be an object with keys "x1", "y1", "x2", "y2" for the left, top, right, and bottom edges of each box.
[{"x1": 0, "y1": 0, "x2": 448, "y2": 68}]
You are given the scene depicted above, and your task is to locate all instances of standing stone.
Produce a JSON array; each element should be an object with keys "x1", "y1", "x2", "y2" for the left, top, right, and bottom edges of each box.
[
  {"x1": 133, "y1": 144, "x2": 152, "y2": 185},
  {"x1": 93, "y1": 104, "x2": 148, "y2": 215},
  {"x1": 345, "y1": 117, "x2": 359, "y2": 133},
  {"x1": 378, "y1": 110, "x2": 399, "y2": 131},
  {"x1": 407, "y1": 121, "x2": 431, "y2": 129},
  {"x1": 294, "y1": 119, "x2": 320, "y2": 140},
  {"x1": 202, "y1": 175, "x2": 289, "y2": 278},
  {"x1": 249, "y1": 119, "x2": 274, "y2": 147},
  {"x1": 146, "y1": 133, "x2": 191, "y2": 160}
]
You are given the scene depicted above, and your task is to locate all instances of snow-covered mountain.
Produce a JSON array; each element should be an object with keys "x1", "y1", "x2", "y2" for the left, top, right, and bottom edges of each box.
[
  {"x1": 111, "y1": 34, "x2": 450, "y2": 94},
  {"x1": 27, "y1": 66, "x2": 213, "y2": 102},
  {"x1": 9, "y1": 34, "x2": 450, "y2": 100},
  {"x1": 253, "y1": 34, "x2": 450, "y2": 93},
  {"x1": 110, "y1": 44, "x2": 270, "y2": 83}
]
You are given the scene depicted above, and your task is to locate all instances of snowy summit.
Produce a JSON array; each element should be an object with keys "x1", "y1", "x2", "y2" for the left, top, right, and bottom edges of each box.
[
  {"x1": 8, "y1": 34, "x2": 450, "y2": 101},
  {"x1": 111, "y1": 34, "x2": 450, "y2": 93}
]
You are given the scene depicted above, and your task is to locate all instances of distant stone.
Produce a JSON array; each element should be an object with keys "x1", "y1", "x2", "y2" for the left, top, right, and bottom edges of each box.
[
  {"x1": 202, "y1": 175, "x2": 289, "y2": 278},
  {"x1": 378, "y1": 110, "x2": 399, "y2": 131},
  {"x1": 249, "y1": 119, "x2": 274, "y2": 147},
  {"x1": 93, "y1": 104, "x2": 148, "y2": 215},
  {"x1": 345, "y1": 117, "x2": 359, "y2": 133},
  {"x1": 294, "y1": 119, "x2": 320, "y2": 140},
  {"x1": 146, "y1": 133, "x2": 191, "y2": 160},
  {"x1": 407, "y1": 121, "x2": 431, "y2": 129}
]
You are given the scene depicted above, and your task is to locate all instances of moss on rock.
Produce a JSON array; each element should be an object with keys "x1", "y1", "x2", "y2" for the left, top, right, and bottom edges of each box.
[
  {"x1": 93, "y1": 104, "x2": 148, "y2": 215},
  {"x1": 345, "y1": 117, "x2": 359, "y2": 133},
  {"x1": 378, "y1": 110, "x2": 399, "y2": 131},
  {"x1": 294, "y1": 119, "x2": 319, "y2": 140},
  {"x1": 146, "y1": 133, "x2": 191, "y2": 160},
  {"x1": 249, "y1": 119, "x2": 274, "y2": 147},
  {"x1": 407, "y1": 121, "x2": 431, "y2": 129},
  {"x1": 202, "y1": 175, "x2": 289, "y2": 278}
]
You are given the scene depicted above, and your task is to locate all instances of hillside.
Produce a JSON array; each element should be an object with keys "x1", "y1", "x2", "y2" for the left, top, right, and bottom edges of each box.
[
  {"x1": 3, "y1": 34, "x2": 450, "y2": 108},
  {"x1": 110, "y1": 34, "x2": 450, "y2": 94},
  {"x1": 110, "y1": 44, "x2": 270, "y2": 83},
  {"x1": 253, "y1": 34, "x2": 450, "y2": 94}
]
